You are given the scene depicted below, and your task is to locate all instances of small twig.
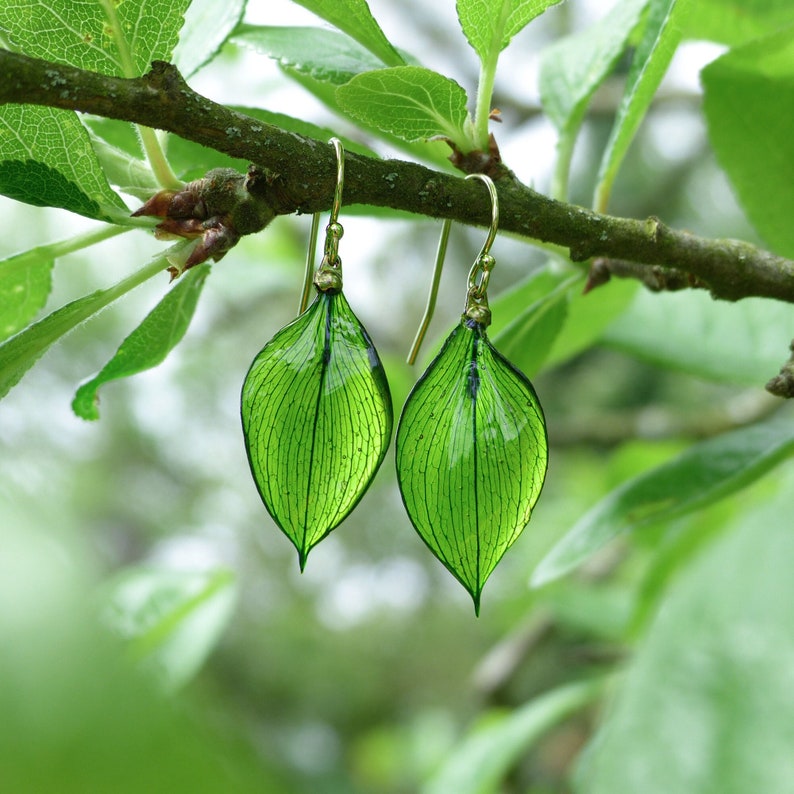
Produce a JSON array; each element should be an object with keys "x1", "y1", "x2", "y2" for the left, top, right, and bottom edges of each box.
[
  {"x1": 766, "y1": 340, "x2": 794, "y2": 398},
  {"x1": 586, "y1": 257, "x2": 711, "y2": 294}
]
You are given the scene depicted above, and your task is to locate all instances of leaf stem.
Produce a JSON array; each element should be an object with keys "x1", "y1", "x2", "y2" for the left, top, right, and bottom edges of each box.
[
  {"x1": 593, "y1": 178, "x2": 611, "y2": 215},
  {"x1": 38, "y1": 224, "x2": 131, "y2": 260},
  {"x1": 551, "y1": 132, "x2": 575, "y2": 202},
  {"x1": 474, "y1": 54, "x2": 499, "y2": 149},
  {"x1": 0, "y1": 254, "x2": 168, "y2": 399},
  {"x1": 137, "y1": 126, "x2": 182, "y2": 189},
  {"x1": 551, "y1": 112, "x2": 587, "y2": 202},
  {"x1": 98, "y1": 0, "x2": 181, "y2": 190},
  {"x1": 407, "y1": 218, "x2": 452, "y2": 364},
  {"x1": 94, "y1": 254, "x2": 169, "y2": 302},
  {"x1": 472, "y1": 0, "x2": 513, "y2": 149}
]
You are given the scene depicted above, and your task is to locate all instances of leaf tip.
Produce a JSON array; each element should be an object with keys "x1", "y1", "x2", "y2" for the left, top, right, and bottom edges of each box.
[
  {"x1": 71, "y1": 386, "x2": 100, "y2": 421},
  {"x1": 298, "y1": 549, "x2": 309, "y2": 573},
  {"x1": 472, "y1": 589, "x2": 482, "y2": 617}
]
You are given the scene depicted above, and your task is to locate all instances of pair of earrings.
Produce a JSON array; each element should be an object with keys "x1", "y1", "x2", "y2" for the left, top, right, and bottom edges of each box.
[{"x1": 241, "y1": 140, "x2": 548, "y2": 613}]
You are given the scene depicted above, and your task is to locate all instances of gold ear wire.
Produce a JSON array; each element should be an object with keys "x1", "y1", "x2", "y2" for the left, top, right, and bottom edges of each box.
[
  {"x1": 406, "y1": 218, "x2": 452, "y2": 365},
  {"x1": 298, "y1": 212, "x2": 321, "y2": 315},
  {"x1": 406, "y1": 173, "x2": 500, "y2": 363},
  {"x1": 463, "y1": 174, "x2": 499, "y2": 327},
  {"x1": 327, "y1": 136, "x2": 344, "y2": 228},
  {"x1": 298, "y1": 137, "x2": 345, "y2": 314}
]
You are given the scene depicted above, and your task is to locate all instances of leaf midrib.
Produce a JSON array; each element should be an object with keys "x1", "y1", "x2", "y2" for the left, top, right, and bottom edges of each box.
[{"x1": 301, "y1": 292, "x2": 333, "y2": 564}]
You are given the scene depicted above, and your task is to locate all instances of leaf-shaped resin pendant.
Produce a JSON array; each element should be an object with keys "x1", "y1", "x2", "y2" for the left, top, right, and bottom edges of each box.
[
  {"x1": 241, "y1": 289, "x2": 393, "y2": 568},
  {"x1": 396, "y1": 316, "x2": 548, "y2": 614}
]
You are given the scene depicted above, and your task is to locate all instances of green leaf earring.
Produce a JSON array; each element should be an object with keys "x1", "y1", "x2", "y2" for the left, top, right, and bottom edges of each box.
[
  {"x1": 396, "y1": 175, "x2": 549, "y2": 615},
  {"x1": 241, "y1": 139, "x2": 393, "y2": 569}
]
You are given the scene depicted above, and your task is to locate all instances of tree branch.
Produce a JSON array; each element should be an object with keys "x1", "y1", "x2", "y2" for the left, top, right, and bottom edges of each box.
[{"x1": 3, "y1": 48, "x2": 794, "y2": 306}]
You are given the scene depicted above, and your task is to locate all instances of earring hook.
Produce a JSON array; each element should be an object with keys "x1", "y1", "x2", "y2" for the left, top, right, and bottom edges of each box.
[
  {"x1": 406, "y1": 217, "x2": 452, "y2": 365},
  {"x1": 328, "y1": 136, "x2": 344, "y2": 228},
  {"x1": 298, "y1": 212, "x2": 321, "y2": 315},
  {"x1": 406, "y1": 174, "x2": 500, "y2": 363},
  {"x1": 298, "y1": 137, "x2": 345, "y2": 313},
  {"x1": 463, "y1": 173, "x2": 499, "y2": 326},
  {"x1": 465, "y1": 174, "x2": 499, "y2": 264}
]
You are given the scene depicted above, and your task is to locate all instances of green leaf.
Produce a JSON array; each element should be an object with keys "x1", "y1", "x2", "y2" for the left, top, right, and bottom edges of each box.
[
  {"x1": 540, "y1": 0, "x2": 647, "y2": 132},
  {"x1": 281, "y1": 64, "x2": 354, "y2": 121},
  {"x1": 601, "y1": 288, "x2": 794, "y2": 385},
  {"x1": 337, "y1": 66, "x2": 472, "y2": 147},
  {"x1": 490, "y1": 270, "x2": 638, "y2": 373},
  {"x1": 0, "y1": 0, "x2": 186, "y2": 213},
  {"x1": 101, "y1": 566, "x2": 237, "y2": 691},
  {"x1": 233, "y1": 28, "x2": 451, "y2": 164},
  {"x1": 594, "y1": 0, "x2": 688, "y2": 212},
  {"x1": 172, "y1": 0, "x2": 246, "y2": 77},
  {"x1": 241, "y1": 290, "x2": 393, "y2": 569},
  {"x1": 577, "y1": 480, "x2": 794, "y2": 794},
  {"x1": 0, "y1": 257, "x2": 165, "y2": 400},
  {"x1": 424, "y1": 679, "x2": 604, "y2": 794},
  {"x1": 72, "y1": 264, "x2": 210, "y2": 420},
  {"x1": 82, "y1": 117, "x2": 143, "y2": 160},
  {"x1": 232, "y1": 24, "x2": 385, "y2": 85},
  {"x1": 628, "y1": 494, "x2": 738, "y2": 634},
  {"x1": 488, "y1": 268, "x2": 570, "y2": 337},
  {"x1": 701, "y1": 28, "x2": 794, "y2": 258},
  {"x1": 490, "y1": 272, "x2": 576, "y2": 378},
  {"x1": 280, "y1": 66, "x2": 457, "y2": 170},
  {"x1": 0, "y1": 249, "x2": 53, "y2": 342},
  {"x1": 0, "y1": 227, "x2": 127, "y2": 343},
  {"x1": 545, "y1": 278, "x2": 638, "y2": 368},
  {"x1": 396, "y1": 318, "x2": 548, "y2": 614},
  {"x1": 460, "y1": 0, "x2": 567, "y2": 146},
  {"x1": 87, "y1": 135, "x2": 160, "y2": 198},
  {"x1": 290, "y1": 0, "x2": 405, "y2": 66},
  {"x1": 0, "y1": 106, "x2": 127, "y2": 221},
  {"x1": 82, "y1": 117, "x2": 153, "y2": 194},
  {"x1": 0, "y1": 0, "x2": 192, "y2": 76},
  {"x1": 683, "y1": 0, "x2": 794, "y2": 46},
  {"x1": 456, "y1": 0, "x2": 565, "y2": 60},
  {"x1": 532, "y1": 410, "x2": 794, "y2": 586}
]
